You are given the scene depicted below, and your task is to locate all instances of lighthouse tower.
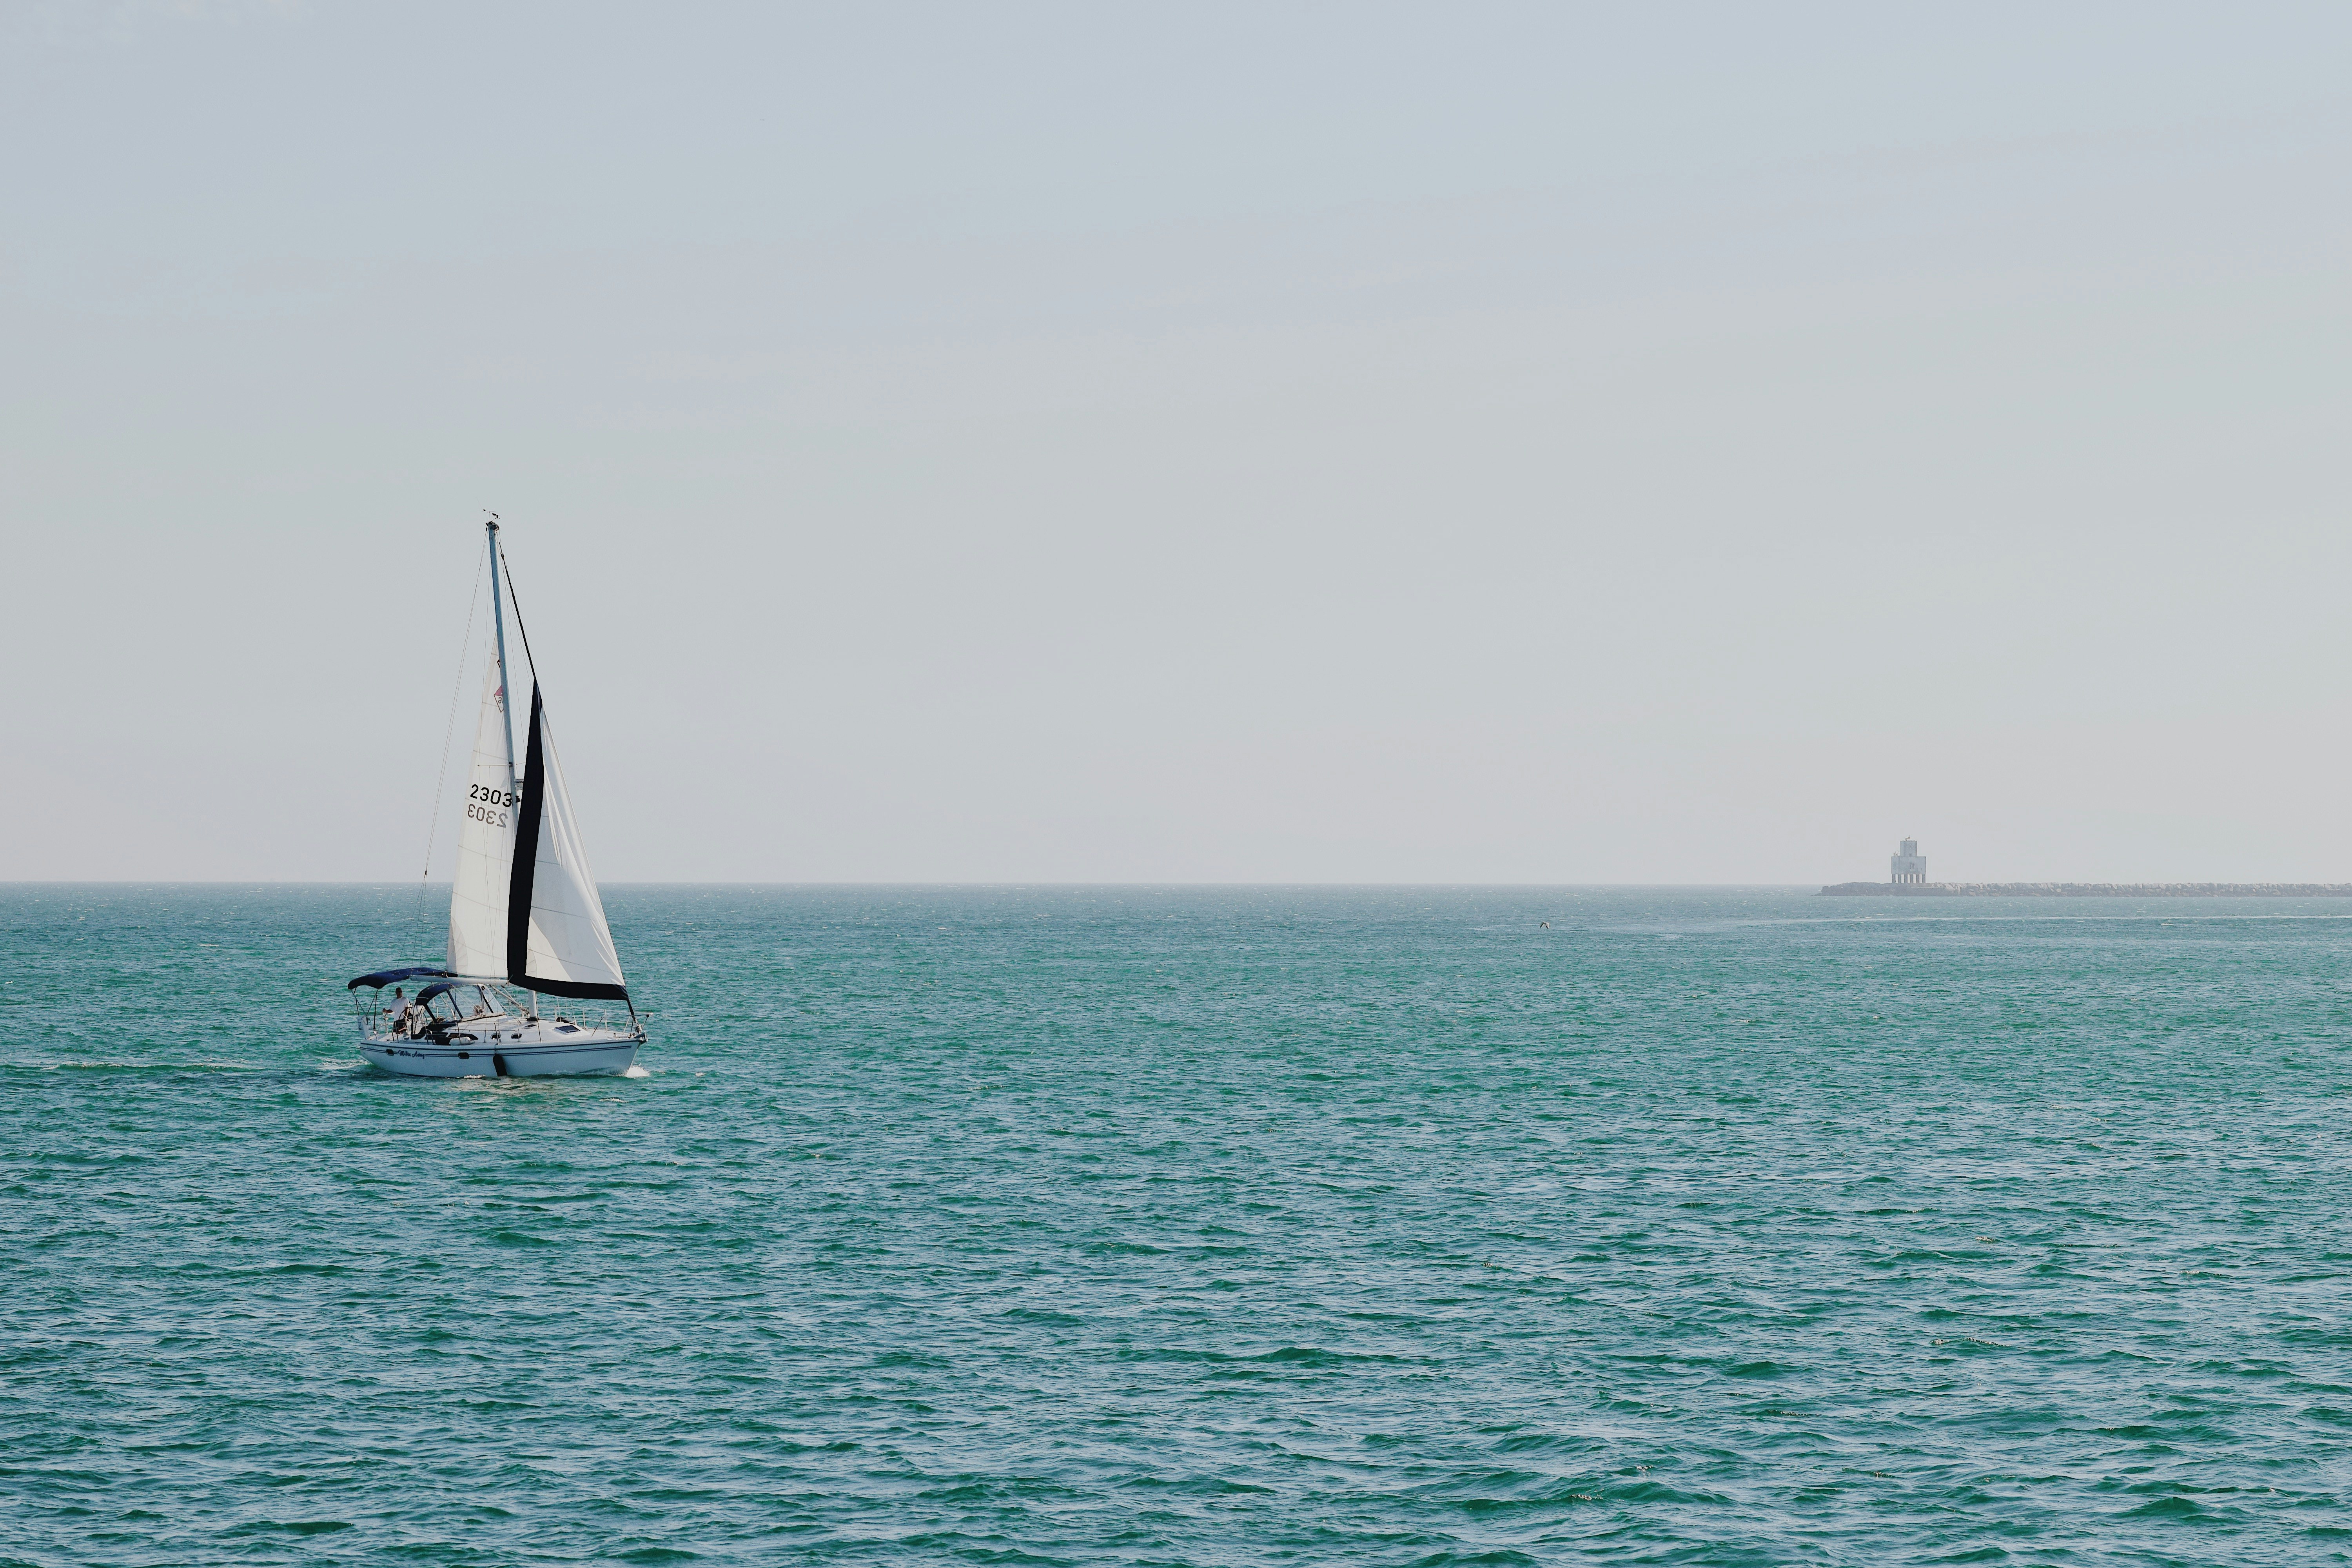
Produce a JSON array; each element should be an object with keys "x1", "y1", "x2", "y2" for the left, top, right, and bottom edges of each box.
[{"x1": 1891, "y1": 838, "x2": 1927, "y2": 886}]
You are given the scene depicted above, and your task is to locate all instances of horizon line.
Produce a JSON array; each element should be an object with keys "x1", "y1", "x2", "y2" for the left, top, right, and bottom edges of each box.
[
  {"x1": 4, "y1": 879, "x2": 2342, "y2": 890},
  {"x1": 0, "y1": 878, "x2": 1833, "y2": 888}
]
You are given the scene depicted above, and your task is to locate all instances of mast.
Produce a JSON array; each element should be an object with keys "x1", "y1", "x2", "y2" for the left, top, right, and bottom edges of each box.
[
  {"x1": 485, "y1": 514, "x2": 516, "y2": 773},
  {"x1": 446, "y1": 512, "x2": 537, "y2": 987}
]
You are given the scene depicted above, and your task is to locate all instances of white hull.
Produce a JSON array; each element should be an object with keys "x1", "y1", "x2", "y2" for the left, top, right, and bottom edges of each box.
[{"x1": 359, "y1": 1027, "x2": 639, "y2": 1079}]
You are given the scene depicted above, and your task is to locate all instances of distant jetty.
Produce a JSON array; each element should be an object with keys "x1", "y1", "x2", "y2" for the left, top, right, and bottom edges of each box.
[{"x1": 1819, "y1": 882, "x2": 2352, "y2": 897}]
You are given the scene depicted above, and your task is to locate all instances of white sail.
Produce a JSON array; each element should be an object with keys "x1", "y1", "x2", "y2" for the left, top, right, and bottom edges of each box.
[
  {"x1": 446, "y1": 658, "x2": 517, "y2": 977},
  {"x1": 509, "y1": 688, "x2": 627, "y2": 997}
]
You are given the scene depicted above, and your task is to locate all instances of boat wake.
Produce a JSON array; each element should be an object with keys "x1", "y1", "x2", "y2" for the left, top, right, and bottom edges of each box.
[{"x1": 5, "y1": 1058, "x2": 273, "y2": 1074}]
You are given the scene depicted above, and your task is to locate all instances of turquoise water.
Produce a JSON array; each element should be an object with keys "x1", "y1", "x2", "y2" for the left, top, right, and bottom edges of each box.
[{"x1": 6, "y1": 885, "x2": 2352, "y2": 1566}]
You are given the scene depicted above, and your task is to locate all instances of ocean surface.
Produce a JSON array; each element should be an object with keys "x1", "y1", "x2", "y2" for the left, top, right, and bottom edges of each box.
[{"x1": 6, "y1": 884, "x2": 2352, "y2": 1567}]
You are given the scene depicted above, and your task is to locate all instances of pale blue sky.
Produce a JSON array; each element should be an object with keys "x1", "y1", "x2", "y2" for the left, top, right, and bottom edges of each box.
[{"x1": 5, "y1": 3, "x2": 2349, "y2": 881}]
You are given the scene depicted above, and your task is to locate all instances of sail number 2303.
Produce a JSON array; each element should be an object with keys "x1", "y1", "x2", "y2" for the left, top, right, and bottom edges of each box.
[{"x1": 467, "y1": 783, "x2": 518, "y2": 828}]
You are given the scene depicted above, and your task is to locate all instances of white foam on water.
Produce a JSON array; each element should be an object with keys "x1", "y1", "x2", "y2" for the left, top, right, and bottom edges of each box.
[
  {"x1": 16, "y1": 1058, "x2": 271, "y2": 1074},
  {"x1": 622, "y1": 1064, "x2": 650, "y2": 1078}
]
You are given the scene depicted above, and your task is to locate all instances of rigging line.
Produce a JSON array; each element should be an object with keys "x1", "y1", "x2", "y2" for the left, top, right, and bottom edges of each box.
[
  {"x1": 498, "y1": 543, "x2": 541, "y2": 684},
  {"x1": 417, "y1": 541, "x2": 489, "y2": 921}
]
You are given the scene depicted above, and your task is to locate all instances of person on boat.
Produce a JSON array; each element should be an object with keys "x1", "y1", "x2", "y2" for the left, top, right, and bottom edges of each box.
[
  {"x1": 399, "y1": 996, "x2": 431, "y2": 1038},
  {"x1": 385, "y1": 987, "x2": 405, "y2": 1034}
]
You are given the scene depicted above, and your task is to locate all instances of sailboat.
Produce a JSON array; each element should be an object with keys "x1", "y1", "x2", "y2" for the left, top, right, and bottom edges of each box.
[{"x1": 347, "y1": 518, "x2": 645, "y2": 1078}]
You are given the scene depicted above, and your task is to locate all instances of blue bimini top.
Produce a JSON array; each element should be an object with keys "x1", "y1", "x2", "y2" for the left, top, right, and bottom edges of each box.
[{"x1": 347, "y1": 966, "x2": 454, "y2": 991}]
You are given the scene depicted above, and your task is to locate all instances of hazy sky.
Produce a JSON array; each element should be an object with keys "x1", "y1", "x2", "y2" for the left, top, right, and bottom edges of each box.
[{"x1": 5, "y1": 3, "x2": 2349, "y2": 882}]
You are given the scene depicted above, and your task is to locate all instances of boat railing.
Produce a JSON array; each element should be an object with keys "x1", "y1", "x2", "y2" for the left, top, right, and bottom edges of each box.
[
  {"x1": 349, "y1": 989, "x2": 639, "y2": 1039},
  {"x1": 536, "y1": 1003, "x2": 640, "y2": 1036}
]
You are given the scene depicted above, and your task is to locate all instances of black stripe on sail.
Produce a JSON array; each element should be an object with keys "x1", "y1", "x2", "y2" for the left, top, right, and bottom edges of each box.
[
  {"x1": 516, "y1": 976, "x2": 631, "y2": 1002},
  {"x1": 502, "y1": 683, "x2": 631, "y2": 1004},
  {"x1": 505, "y1": 684, "x2": 547, "y2": 985}
]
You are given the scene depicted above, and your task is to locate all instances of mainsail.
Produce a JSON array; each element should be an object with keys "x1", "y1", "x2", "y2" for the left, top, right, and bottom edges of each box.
[{"x1": 446, "y1": 658, "x2": 517, "y2": 977}]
